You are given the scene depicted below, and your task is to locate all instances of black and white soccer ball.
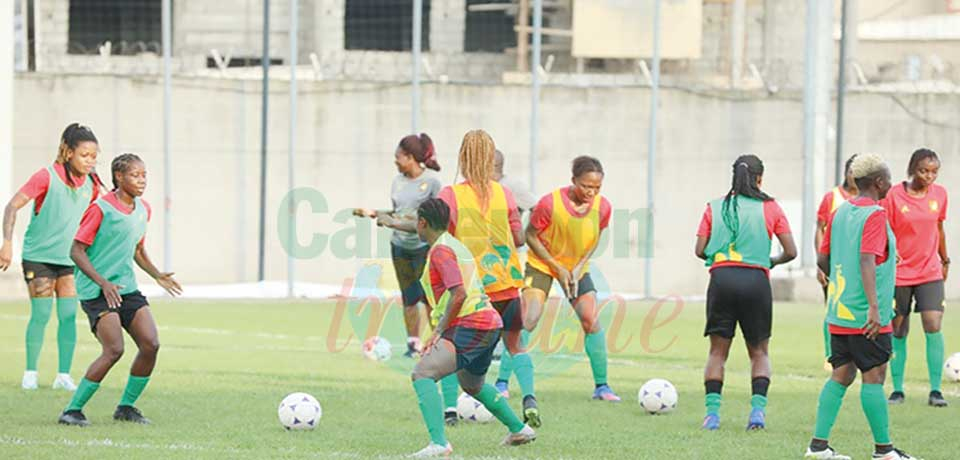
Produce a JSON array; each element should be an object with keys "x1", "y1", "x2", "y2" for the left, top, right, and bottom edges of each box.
[
  {"x1": 278, "y1": 392, "x2": 322, "y2": 430},
  {"x1": 638, "y1": 378, "x2": 678, "y2": 415}
]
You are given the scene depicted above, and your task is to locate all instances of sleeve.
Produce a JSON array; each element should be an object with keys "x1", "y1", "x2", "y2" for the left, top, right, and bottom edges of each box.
[
  {"x1": 766, "y1": 201, "x2": 792, "y2": 236},
  {"x1": 819, "y1": 218, "x2": 832, "y2": 255},
  {"x1": 696, "y1": 204, "x2": 712, "y2": 237},
  {"x1": 432, "y1": 245, "x2": 464, "y2": 291},
  {"x1": 529, "y1": 193, "x2": 553, "y2": 232},
  {"x1": 428, "y1": 177, "x2": 442, "y2": 199},
  {"x1": 438, "y1": 186, "x2": 457, "y2": 234},
  {"x1": 939, "y1": 187, "x2": 947, "y2": 222},
  {"x1": 860, "y1": 210, "x2": 888, "y2": 257},
  {"x1": 74, "y1": 204, "x2": 104, "y2": 246},
  {"x1": 816, "y1": 192, "x2": 832, "y2": 224},
  {"x1": 17, "y1": 168, "x2": 49, "y2": 200},
  {"x1": 599, "y1": 198, "x2": 613, "y2": 230},
  {"x1": 502, "y1": 186, "x2": 522, "y2": 236}
]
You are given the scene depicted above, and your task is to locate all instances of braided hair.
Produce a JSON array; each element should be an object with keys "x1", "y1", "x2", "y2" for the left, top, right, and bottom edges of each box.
[
  {"x1": 721, "y1": 154, "x2": 773, "y2": 240},
  {"x1": 457, "y1": 130, "x2": 496, "y2": 209},
  {"x1": 399, "y1": 133, "x2": 441, "y2": 171},
  {"x1": 418, "y1": 198, "x2": 451, "y2": 231},
  {"x1": 56, "y1": 123, "x2": 104, "y2": 188},
  {"x1": 110, "y1": 153, "x2": 144, "y2": 191},
  {"x1": 907, "y1": 148, "x2": 939, "y2": 177}
]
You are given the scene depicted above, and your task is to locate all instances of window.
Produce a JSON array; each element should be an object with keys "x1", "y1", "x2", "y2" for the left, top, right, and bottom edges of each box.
[
  {"x1": 464, "y1": 0, "x2": 516, "y2": 52},
  {"x1": 68, "y1": 0, "x2": 163, "y2": 55},
  {"x1": 345, "y1": 0, "x2": 431, "y2": 51}
]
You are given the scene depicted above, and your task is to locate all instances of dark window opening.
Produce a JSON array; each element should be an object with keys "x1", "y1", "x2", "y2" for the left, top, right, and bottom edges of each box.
[
  {"x1": 465, "y1": 0, "x2": 516, "y2": 52},
  {"x1": 345, "y1": 0, "x2": 431, "y2": 51},
  {"x1": 68, "y1": 0, "x2": 164, "y2": 55}
]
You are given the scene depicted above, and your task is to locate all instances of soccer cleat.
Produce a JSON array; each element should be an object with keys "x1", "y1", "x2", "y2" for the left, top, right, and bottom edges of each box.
[
  {"x1": 410, "y1": 442, "x2": 452, "y2": 458},
  {"x1": 52, "y1": 373, "x2": 78, "y2": 392},
  {"x1": 701, "y1": 413, "x2": 720, "y2": 431},
  {"x1": 494, "y1": 380, "x2": 510, "y2": 398},
  {"x1": 522, "y1": 395, "x2": 541, "y2": 428},
  {"x1": 404, "y1": 339, "x2": 421, "y2": 359},
  {"x1": 501, "y1": 424, "x2": 537, "y2": 446},
  {"x1": 872, "y1": 448, "x2": 922, "y2": 460},
  {"x1": 113, "y1": 405, "x2": 151, "y2": 424},
  {"x1": 928, "y1": 391, "x2": 948, "y2": 408},
  {"x1": 592, "y1": 384, "x2": 622, "y2": 402},
  {"x1": 888, "y1": 391, "x2": 905, "y2": 405},
  {"x1": 746, "y1": 408, "x2": 765, "y2": 431},
  {"x1": 444, "y1": 410, "x2": 458, "y2": 427},
  {"x1": 58, "y1": 410, "x2": 90, "y2": 427},
  {"x1": 22, "y1": 371, "x2": 38, "y2": 390},
  {"x1": 804, "y1": 446, "x2": 851, "y2": 460}
]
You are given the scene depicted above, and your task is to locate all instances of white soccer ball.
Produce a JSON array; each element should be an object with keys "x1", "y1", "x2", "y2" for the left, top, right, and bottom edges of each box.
[
  {"x1": 638, "y1": 378, "x2": 678, "y2": 415},
  {"x1": 362, "y1": 336, "x2": 392, "y2": 361},
  {"x1": 945, "y1": 353, "x2": 960, "y2": 382},
  {"x1": 278, "y1": 392, "x2": 322, "y2": 430},
  {"x1": 457, "y1": 392, "x2": 494, "y2": 423}
]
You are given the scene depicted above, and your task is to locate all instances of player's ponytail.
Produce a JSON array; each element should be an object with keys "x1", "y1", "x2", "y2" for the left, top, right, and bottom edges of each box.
[
  {"x1": 56, "y1": 123, "x2": 98, "y2": 189},
  {"x1": 721, "y1": 154, "x2": 772, "y2": 240},
  {"x1": 399, "y1": 133, "x2": 441, "y2": 172}
]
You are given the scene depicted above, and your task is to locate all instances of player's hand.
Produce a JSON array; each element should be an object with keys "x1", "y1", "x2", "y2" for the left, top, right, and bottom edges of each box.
[
  {"x1": 0, "y1": 241, "x2": 12, "y2": 271},
  {"x1": 376, "y1": 213, "x2": 396, "y2": 228},
  {"x1": 816, "y1": 268, "x2": 828, "y2": 287},
  {"x1": 942, "y1": 263, "x2": 950, "y2": 281},
  {"x1": 569, "y1": 267, "x2": 582, "y2": 300},
  {"x1": 99, "y1": 281, "x2": 124, "y2": 310},
  {"x1": 156, "y1": 272, "x2": 183, "y2": 297},
  {"x1": 554, "y1": 266, "x2": 574, "y2": 299},
  {"x1": 421, "y1": 333, "x2": 441, "y2": 356},
  {"x1": 864, "y1": 307, "x2": 882, "y2": 340},
  {"x1": 352, "y1": 208, "x2": 376, "y2": 218}
]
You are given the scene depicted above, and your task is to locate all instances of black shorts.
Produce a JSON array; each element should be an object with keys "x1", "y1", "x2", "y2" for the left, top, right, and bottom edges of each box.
[
  {"x1": 829, "y1": 333, "x2": 892, "y2": 372},
  {"x1": 22, "y1": 260, "x2": 74, "y2": 283},
  {"x1": 391, "y1": 243, "x2": 428, "y2": 307},
  {"x1": 704, "y1": 266, "x2": 772, "y2": 344},
  {"x1": 492, "y1": 297, "x2": 523, "y2": 332},
  {"x1": 523, "y1": 263, "x2": 597, "y2": 299},
  {"x1": 442, "y1": 326, "x2": 501, "y2": 376},
  {"x1": 895, "y1": 281, "x2": 945, "y2": 315},
  {"x1": 80, "y1": 291, "x2": 150, "y2": 334}
]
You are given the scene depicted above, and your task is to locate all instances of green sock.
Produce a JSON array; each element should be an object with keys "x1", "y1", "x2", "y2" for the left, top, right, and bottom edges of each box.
[
  {"x1": 119, "y1": 375, "x2": 150, "y2": 407},
  {"x1": 55, "y1": 297, "x2": 78, "y2": 374},
  {"x1": 473, "y1": 383, "x2": 524, "y2": 433},
  {"x1": 822, "y1": 319, "x2": 831, "y2": 359},
  {"x1": 66, "y1": 378, "x2": 100, "y2": 412},
  {"x1": 925, "y1": 332, "x2": 944, "y2": 392},
  {"x1": 25, "y1": 298, "x2": 54, "y2": 371},
  {"x1": 413, "y1": 379, "x2": 447, "y2": 446},
  {"x1": 813, "y1": 379, "x2": 847, "y2": 440},
  {"x1": 584, "y1": 330, "x2": 608, "y2": 385},
  {"x1": 705, "y1": 393, "x2": 722, "y2": 417},
  {"x1": 751, "y1": 395, "x2": 768, "y2": 410},
  {"x1": 497, "y1": 350, "x2": 514, "y2": 382},
  {"x1": 891, "y1": 336, "x2": 907, "y2": 393},
  {"x1": 512, "y1": 352, "x2": 535, "y2": 398},
  {"x1": 440, "y1": 374, "x2": 459, "y2": 411},
  {"x1": 861, "y1": 383, "x2": 891, "y2": 445}
]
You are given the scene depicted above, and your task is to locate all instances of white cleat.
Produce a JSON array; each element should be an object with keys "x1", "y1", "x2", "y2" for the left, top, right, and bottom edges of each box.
[
  {"x1": 501, "y1": 424, "x2": 537, "y2": 446},
  {"x1": 22, "y1": 371, "x2": 38, "y2": 390},
  {"x1": 410, "y1": 442, "x2": 452, "y2": 458},
  {"x1": 873, "y1": 448, "x2": 922, "y2": 460},
  {"x1": 804, "y1": 446, "x2": 851, "y2": 460},
  {"x1": 52, "y1": 373, "x2": 78, "y2": 392}
]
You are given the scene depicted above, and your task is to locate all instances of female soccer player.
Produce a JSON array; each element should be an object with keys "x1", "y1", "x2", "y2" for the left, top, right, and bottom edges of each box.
[
  {"x1": 815, "y1": 154, "x2": 858, "y2": 368},
  {"x1": 805, "y1": 154, "x2": 920, "y2": 460},
  {"x1": 409, "y1": 198, "x2": 535, "y2": 457},
  {"x1": 437, "y1": 130, "x2": 539, "y2": 427},
  {"x1": 882, "y1": 148, "x2": 949, "y2": 407},
  {"x1": 694, "y1": 154, "x2": 796, "y2": 431},
  {"x1": 521, "y1": 156, "x2": 620, "y2": 402},
  {"x1": 0, "y1": 123, "x2": 102, "y2": 392},
  {"x1": 58, "y1": 154, "x2": 182, "y2": 427}
]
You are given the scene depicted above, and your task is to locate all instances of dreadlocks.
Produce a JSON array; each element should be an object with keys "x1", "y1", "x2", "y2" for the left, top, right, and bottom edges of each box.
[
  {"x1": 721, "y1": 154, "x2": 773, "y2": 240},
  {"x1": 457, "y1": 130, "x2": 496, "y2": 209}
]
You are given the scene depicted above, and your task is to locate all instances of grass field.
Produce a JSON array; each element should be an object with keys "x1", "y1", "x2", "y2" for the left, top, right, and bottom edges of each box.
[{"x1": 0, "y1": 298, "x2": 957, "y2": 459}]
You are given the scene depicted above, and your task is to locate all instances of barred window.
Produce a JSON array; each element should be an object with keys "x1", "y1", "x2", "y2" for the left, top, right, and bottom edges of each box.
[
  {"x1": 465, "y1": 0, "x2": 516, "y2": 52},
  {"x1": 68, "y1": 0, "x2": 164, "y2": 55},
  {"x1": 345, "y1": 0, "x2": 431, "y2": 51}
]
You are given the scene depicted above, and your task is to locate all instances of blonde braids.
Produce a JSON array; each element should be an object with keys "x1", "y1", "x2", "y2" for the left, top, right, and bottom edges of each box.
[{"x1": 457, "y1": 129, "x2": 496, "y2": 208}]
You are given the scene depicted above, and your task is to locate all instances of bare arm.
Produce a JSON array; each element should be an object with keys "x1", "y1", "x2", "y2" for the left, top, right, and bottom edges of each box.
[
  {"x1": 135, "y1": 242, "x2": 182, "y2": 297},
  {"x1": 771, "y1": 232, "x2": 798, "y2": 268},
  {"x1": 860, "y1": 253, "x2": 882, "y2": 339},
  {"x1": 815, "y1": 220, "x2": 827, "y2": 257},
  {"x1": 71, "y1": 240, "x2": 124, "y2": 309},
  {"x1": 2, "y1": 193, "x2": 30, "y2": 242},
  {"x1": 695, "y1": 235, "x2": 709, "y2": 261},
  {"x1": 525, "y1": 222, "x2": 560, "y2": 272},
  {"x1": 433, "y1": 285, "x2": 466, "y2": 335},
  {"x1": 939, "y1": 220, "x2": 949, "y2": 280},
  {"x1": 817, "y1": 252, "x2": 830, "y2": 276}
]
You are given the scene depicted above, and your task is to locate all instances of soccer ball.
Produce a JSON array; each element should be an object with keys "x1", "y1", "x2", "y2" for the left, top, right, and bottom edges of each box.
[
  {"x1": 362, "y1": 336, "x2": 392, "y2": 361},
  {"x1": 945, "y1": 353, "x2": 960, "y2": 382},
  {"x1": 457, "y1": 392, "x2": 494, "y2": 423},
  {"x1": 638, "y1": 378, "x2": 678, "y2": 415},
  {"x1": 278, "y1": 392, "x2": 322, "y2": 430}
]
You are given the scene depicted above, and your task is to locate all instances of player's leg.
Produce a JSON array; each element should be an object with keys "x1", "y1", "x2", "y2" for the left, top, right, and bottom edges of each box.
[
  {"x1": 917, "y1": 281, "x2": 946, "y2": 407},
  {"x1": 573, "y1": 275, "x2": 619, "y2": 402},
  {"x1": 740, "y1": 270, "x2": 772, "y2": 430},
  {"x1": 702, "y1": 268, "x2": 737, "y2": 430},
  {"x1": 497, "y1": 296, "x2": 538, "y2": 426},
  {"x1": 745, "y1": 339, "x2": 770, "y2": 430},
  {"x1": 805, "y1": 347, "x2": 856, "y2": 460},
  {"x1": 53, "y1": 272, "x2": 79, "y2": 391},
  {"x1": 703, "y1": 335, "x2": 731, "y2": 431},
  {"x1": 60, "y1": 311, "x2": 125, "y2": 426},
  {"x1": 115, "y1": 298, "x2": 158, "y2": 424},
  {"x1": 821, "y1": 283, "x2": 832, "y2": 371},
  {"x1": 22, "y1": 267, "x2": 55, "y2": 390},
  {"x1": 410, "y1": 336, "x2": 458, "y2": 456},
  {"x1": 888, "y1": 286, "x2": 912, "y2": 403},
  {"x1": 393, "y1": 244, "x2": 425, "y2": 357}
]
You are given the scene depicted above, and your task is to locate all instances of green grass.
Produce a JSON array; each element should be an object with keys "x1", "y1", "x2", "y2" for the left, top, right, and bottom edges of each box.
[{"x1": 0, "y1": 298, "x2": 957, "y2": 459}]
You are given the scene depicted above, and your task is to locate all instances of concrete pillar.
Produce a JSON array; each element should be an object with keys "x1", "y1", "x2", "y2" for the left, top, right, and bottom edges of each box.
[
  {"x1": 1, "y1": 0, "x2": 13, "y2": 199},
  {"x1": 430, "y1": 0, "x2": 465, "y2": 53},
  {"x1": 313, "y1": 0, "x2": 344, "y2": 53}
]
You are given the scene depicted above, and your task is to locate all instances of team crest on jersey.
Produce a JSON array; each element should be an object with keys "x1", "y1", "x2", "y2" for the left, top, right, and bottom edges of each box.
[
  {"x1": 900, "y1": 205, "x2": 910, "y2": 214},
  {"x1": 929, "y1": 200, "x2": 939, "y2": 213},
  {"x1": 419, "y1": 182, "x2": 429, "y2": 192}
]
